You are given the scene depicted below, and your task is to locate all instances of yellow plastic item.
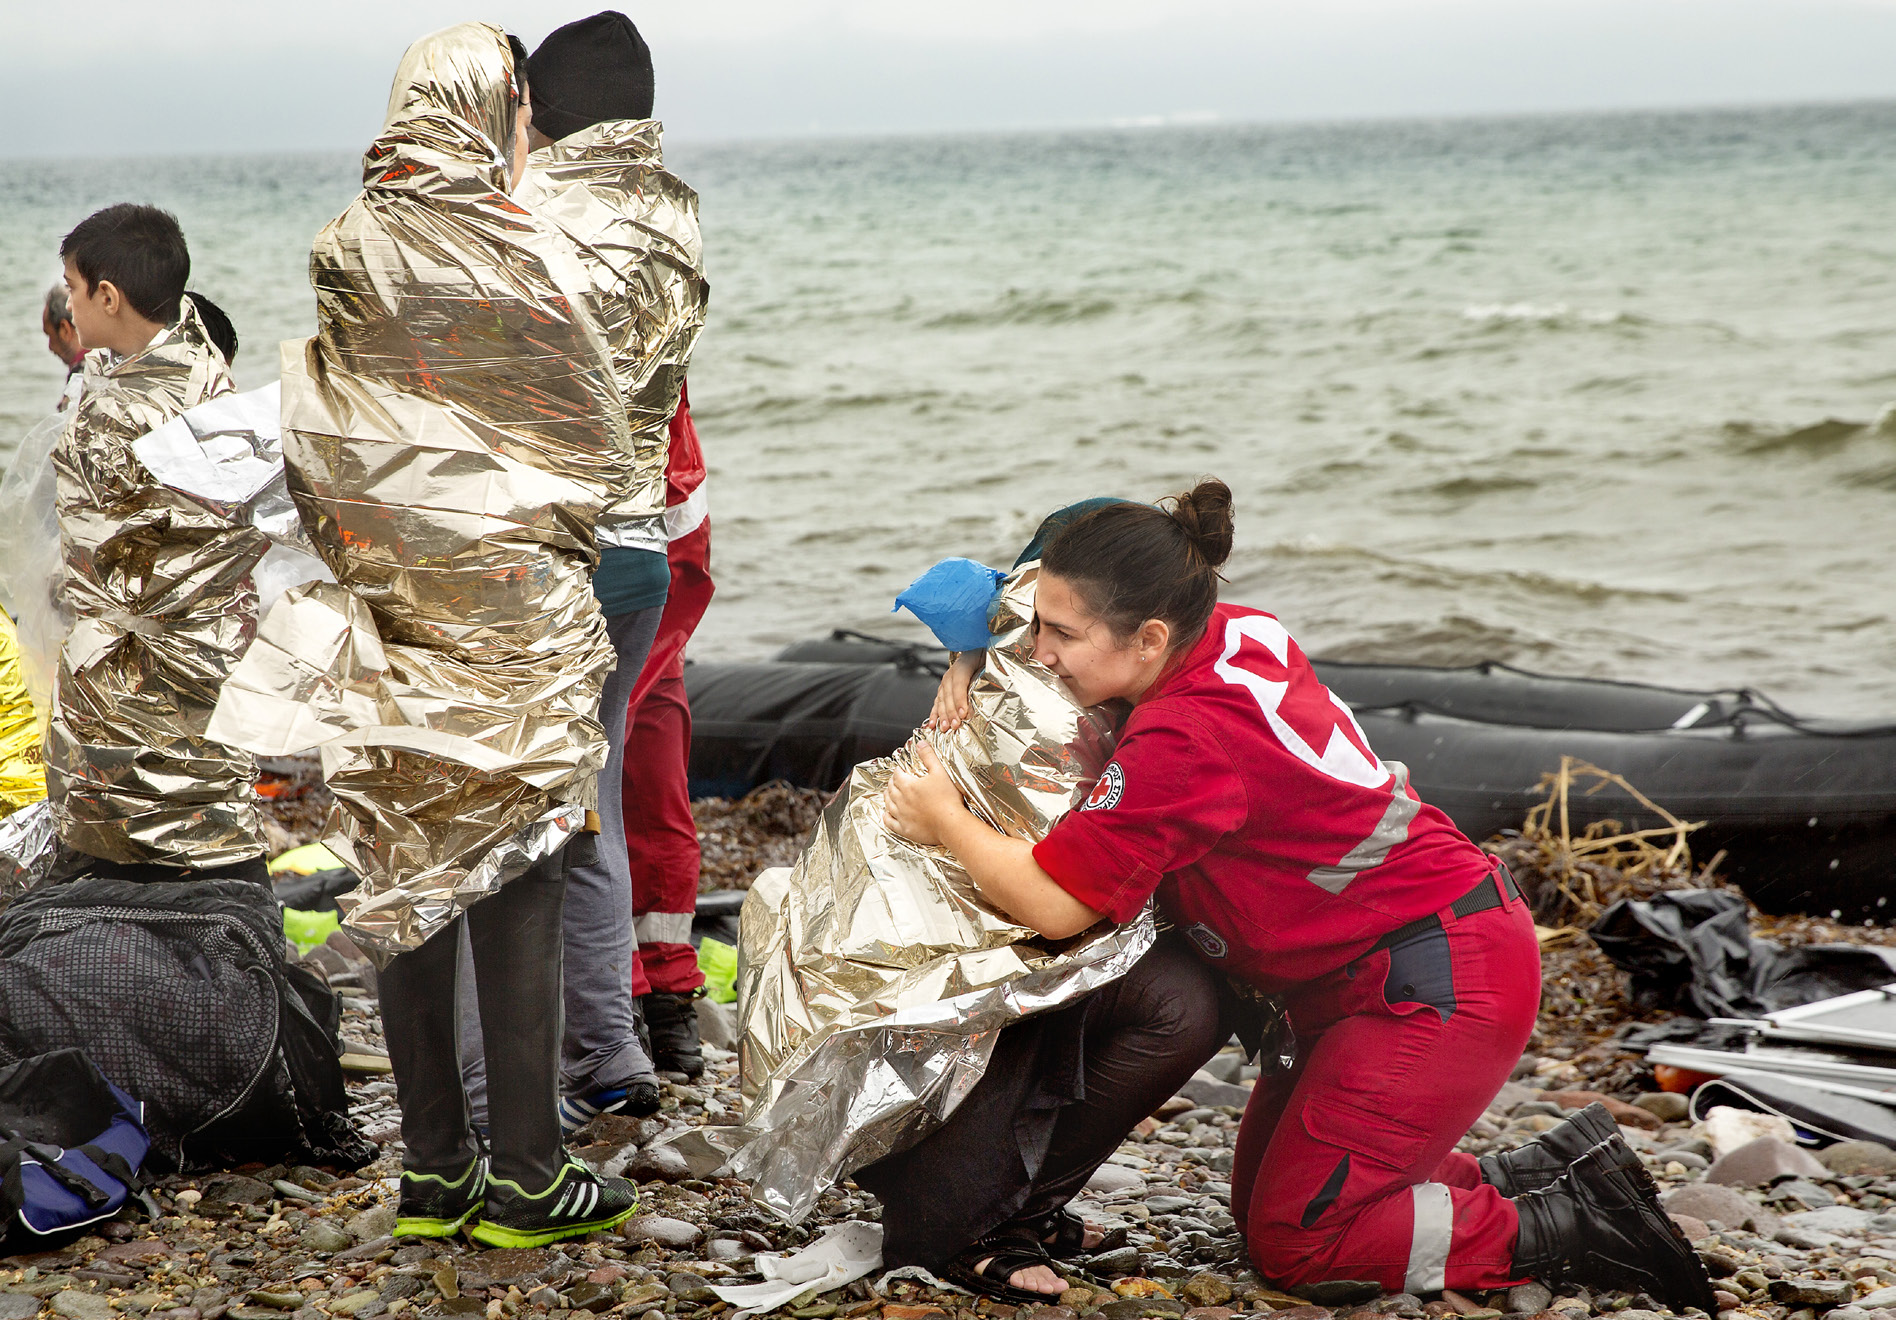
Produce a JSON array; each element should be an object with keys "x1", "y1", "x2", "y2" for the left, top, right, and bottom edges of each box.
[
  {"x1": 0, "y1": 613, "x2": 46, "y2": 817},
  {"x1": 283, "y1": 905, "x2": 342, "y2": 954},
  {"x1": 269, "y1": 842, "x2": 347, "y2": 875}
]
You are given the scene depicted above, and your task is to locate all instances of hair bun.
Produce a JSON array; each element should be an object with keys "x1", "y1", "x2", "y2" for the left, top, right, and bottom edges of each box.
[{"x1": 1169, "y1": 478, "x2": 1234, "y2": 570}]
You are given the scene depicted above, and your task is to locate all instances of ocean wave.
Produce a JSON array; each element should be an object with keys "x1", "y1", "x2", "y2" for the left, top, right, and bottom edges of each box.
[
  {"x1": 1722, "y1": 417, "x2": 1866, "y2": 457},
  {"x1": 925, "y1": 290, "x2": 1116, "y2": 328},
  {"x1": 1228, "y1": 540, "x2": 1690, "y2": 607},
  {"x1": 1460, "y1": 302, "x2": 1633, "y2": 328}
]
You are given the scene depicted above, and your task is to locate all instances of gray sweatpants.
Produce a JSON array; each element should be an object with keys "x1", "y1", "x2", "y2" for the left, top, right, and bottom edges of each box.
[{"x1": 460, "y1": 605, "x2": 663, "y2": 1121}]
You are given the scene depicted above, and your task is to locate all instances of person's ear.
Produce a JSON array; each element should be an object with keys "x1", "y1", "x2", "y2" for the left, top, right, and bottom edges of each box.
[
  {"x1": 95, "y1": 279, "x2": 123, "y2": 318},
  {"x1": 1137, "y1": 619, "x2": 1170, "y2": 662}
]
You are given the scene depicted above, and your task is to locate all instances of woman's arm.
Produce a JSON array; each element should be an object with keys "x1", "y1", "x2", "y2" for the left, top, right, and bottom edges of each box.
[{"x1": 885, "y1": 743, "x2": 1103, "y2": 940}]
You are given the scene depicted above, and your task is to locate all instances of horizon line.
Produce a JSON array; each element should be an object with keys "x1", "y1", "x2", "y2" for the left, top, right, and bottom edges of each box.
[{"x1": 5, "y1": 92, "x2": 1894, "y2": 166}]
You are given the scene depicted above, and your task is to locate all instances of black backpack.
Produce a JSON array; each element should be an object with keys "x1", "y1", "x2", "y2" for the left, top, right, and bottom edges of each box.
[{"x1": 0, "y1": 876, "x2": 374, "y2": 1171}]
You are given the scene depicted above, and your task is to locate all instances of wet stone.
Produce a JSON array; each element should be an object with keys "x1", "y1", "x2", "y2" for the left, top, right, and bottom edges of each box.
[
  {"x1": 623, "y1": 1144, "x2": 691, "y2": 1184},
  {"x1": 1181, "y1": 1276, "x2": 1233, "y2": 1308},
  {"x1": 560, "y1": 1282, "x2": 615, "y2": 1313},
  {"x1": 1821, "y1": 1142, "x2": 1896, "y2": 1177},
  {"x1": 53, "y1": 1294, "x2": 115, "y2": 1320},
  {"x1": 1706, "y1": 1137, "x2": 1829, "y2": 1188},
  {"x1": 1088, "y1": 1248, "x2": 1142, "y2": 1275},
  {"x1": 466, "y1": 1249, "x2": 554, "y2": 1285},
  {"x1": 621, "y1": 1215, "x2": 703, "y2": 1249},
  {"x1": 666, "y1": 1274, "x2": 717, "y2": 1304},
  {"x1": 1027, "y1": 1309, "x2": 1079, "y2": 1320},
  {"x1": 301, "y1": 1220, "x2": 353, "y2": 1254},
  {"x1": 202, "y1": 1175, "x2": 275, "y2": 1207},
  {"x1": 348, "y1": 1204, "x2": 397, "y2": 1242},
  {"x1": 1770, "y1": 1279, "x2": 1854, "y2": 1306},
  {"x1": 1506, "y1": 1284, "x2": 1553, "y2": 1315}
]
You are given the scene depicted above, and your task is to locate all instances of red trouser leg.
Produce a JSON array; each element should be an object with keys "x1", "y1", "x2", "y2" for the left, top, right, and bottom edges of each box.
[
  {"x1": 624, "y1": 658, "x2": 704, "y2": 995},
  {"x1": 623, "y1": 517, "x2": 714, "y2": 997},
  {"x1": 1229, "y1": 894, "x2": 1541, "y2": 1293}
]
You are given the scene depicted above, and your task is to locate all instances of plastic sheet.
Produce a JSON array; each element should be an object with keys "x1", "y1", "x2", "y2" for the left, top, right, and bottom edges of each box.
[
  {"x1": 0, "y1": 615, "x2": 45, "y2": 817},
  {"x1": 0, "y1": 413, "x2": 67, "y2": 724},
  {"x1": 892, "y1": 558, "x2": 1006, "y2": 651},
  {"x1": 1591, "y1": 889, "x2": 1896, "y2": 1019}
]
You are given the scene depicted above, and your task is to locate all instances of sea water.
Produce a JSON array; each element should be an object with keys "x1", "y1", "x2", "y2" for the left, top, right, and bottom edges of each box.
[{"x1": 4, "y1": 103, "x2": 1895, "y2": 715}]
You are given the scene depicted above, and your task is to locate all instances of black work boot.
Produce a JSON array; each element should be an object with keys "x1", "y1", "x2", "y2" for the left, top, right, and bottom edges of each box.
[
  {"x1": 1479, "y1": 1101, "x2": 1620, "y2": 1196},
  {"x1": 1512, "y1": 1138, "x2": 1718, "y2": 1313},
  {"x1": 641, "y1": 989, "x2": 705, "y2": 1079}
]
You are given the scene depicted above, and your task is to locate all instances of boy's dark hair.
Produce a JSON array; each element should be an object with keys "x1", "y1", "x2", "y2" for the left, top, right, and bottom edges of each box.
[
  {"x1": 59, "y1": 204, "x2": 190, "y2": 325},
  {"x1": 184, "y1": 292, "x2": 239, "y2": 364},
  {"x1": 528, "y1": 12, "x2": 654, "y2": 142}
]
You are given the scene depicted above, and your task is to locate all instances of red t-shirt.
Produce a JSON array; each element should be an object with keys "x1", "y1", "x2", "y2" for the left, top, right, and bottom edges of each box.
[{"x1": 1033, "y1": 602, "x2": 1495, "y2": 992}]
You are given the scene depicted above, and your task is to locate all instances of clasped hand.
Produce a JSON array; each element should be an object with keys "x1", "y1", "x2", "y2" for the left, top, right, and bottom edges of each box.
[{"x1": 884, "y1": 742, "x2": 967, "y2": 847}]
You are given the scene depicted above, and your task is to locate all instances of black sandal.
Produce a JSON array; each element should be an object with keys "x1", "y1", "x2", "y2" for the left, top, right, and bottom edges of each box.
[
  {"x1": 943, "y1": 1225, "x2": 1067, "y2": 1305},
  {"x1": 1028, "y1": 1207, "x2": 1128, "y2": 1258}
]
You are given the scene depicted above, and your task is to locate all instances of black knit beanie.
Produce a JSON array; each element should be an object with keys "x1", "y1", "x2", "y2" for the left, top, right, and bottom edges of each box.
[{"x1": 527, "y1": 11, "x2": 655, "y2": 142}]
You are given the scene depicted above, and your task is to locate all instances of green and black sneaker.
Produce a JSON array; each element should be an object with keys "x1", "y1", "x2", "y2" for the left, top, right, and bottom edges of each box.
[
  {"x1": 467, "y1": 1159, "x2": 638, "y2": 1248},
  {"x1": 394, "y1": 1155, "x2": 486, "y2": 1238}
]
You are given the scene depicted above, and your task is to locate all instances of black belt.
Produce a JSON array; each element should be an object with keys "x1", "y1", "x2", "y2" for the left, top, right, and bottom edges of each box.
[{"x1": 1368, "y1": 861, "x2": 1521, "y2": 955}]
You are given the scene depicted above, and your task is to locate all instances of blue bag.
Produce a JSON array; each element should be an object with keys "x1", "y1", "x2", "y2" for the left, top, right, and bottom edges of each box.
[
  {"x1": 892, "y1": 558, "x2": 1007, "y2": 652},
  {"x1": 0, "y1": 1049, "x2": 152, "y2": 1243}
]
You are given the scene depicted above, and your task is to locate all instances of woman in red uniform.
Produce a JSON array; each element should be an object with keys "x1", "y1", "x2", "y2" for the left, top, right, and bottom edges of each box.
[{"x1": 876, "y1": 481, "x2": 1712, "y2": 1309}]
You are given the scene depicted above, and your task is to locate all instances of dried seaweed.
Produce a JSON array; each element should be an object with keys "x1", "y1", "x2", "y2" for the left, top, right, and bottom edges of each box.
[
  {"x1": 1484, "y1": 756, "x2": 1734, "y2": 932},
  {"x1": 692, "y1": 780, "x2": 826, "y2": 893}
]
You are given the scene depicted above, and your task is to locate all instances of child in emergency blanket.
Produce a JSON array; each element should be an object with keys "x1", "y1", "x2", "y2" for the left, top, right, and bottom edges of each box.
[{"x1": 876, "y1": 481, "x2": 1715, "y2": 1310}]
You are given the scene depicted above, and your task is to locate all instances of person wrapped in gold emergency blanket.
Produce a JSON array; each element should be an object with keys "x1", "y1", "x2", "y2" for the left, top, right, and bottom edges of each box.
[
  {"x1": 210, "y1": 22, "x2": 641, "y2": 1246},
  {"x1": 675, "y1": 568, "x2": 1157, "y2": 1223},
  {"x1": 218, "y1": 26, "x2": 638, "y2": 956},
  {"x1": 46, "y1": 206, "x2": 267, "y2": 874}
]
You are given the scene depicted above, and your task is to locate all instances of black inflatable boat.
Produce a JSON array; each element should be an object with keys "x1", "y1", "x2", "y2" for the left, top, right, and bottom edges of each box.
[{"x1": 684, "y1": 632, "x2": 1896, "y2": 919}]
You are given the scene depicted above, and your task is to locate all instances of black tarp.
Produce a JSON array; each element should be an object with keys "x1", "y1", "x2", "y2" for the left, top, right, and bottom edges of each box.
[{"x1": 1591, "y1": 889, "x2": 1896, "y2": 1020}]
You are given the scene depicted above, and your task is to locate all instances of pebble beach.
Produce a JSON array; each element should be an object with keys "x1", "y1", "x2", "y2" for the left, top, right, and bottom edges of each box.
[{"x1": 3, "y1": 785, "x2": 1889, "y2": 1320}]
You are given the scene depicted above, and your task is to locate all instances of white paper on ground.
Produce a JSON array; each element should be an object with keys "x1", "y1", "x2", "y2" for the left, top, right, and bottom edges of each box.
[{"x1": 709, "y1": 1221, "x2": 883, "y2": 1320}]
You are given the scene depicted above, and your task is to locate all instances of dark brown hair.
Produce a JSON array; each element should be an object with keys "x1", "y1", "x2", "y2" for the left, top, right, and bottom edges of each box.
[
  {"x1": 1040, "y1": 479, "x2": 1234, "y2": 651},
  {"x1": 60, "y1": 203, "x2": 189, "y2": 325}
]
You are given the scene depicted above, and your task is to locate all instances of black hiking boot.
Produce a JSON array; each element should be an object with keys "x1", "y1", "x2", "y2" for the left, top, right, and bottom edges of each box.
[
  {"x1": 1478, "y1": 1101, "x2": 1620, "y2": 1196},
  {"x1": 1512, "y1": 1137, "x2": 1718, "y2": 1313},
  {"x1": 641, "y1": 989, "x2": 705, "y2": 1080},
  {"x1": 467, "y1": 1158, "x2": 638, "y2": 1248},
  {"x1": 394, "y1": 1155, "x2": 485, "y2": 1238}
]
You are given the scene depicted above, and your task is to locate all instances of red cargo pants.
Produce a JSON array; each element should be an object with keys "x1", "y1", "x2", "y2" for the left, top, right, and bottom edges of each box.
[
  {"x1": 1230, "y1": 880, "x2": 1541, "y2": 1293},
  {"x1": 621, "y1": 510, "x2": 713, "y2": 999}
]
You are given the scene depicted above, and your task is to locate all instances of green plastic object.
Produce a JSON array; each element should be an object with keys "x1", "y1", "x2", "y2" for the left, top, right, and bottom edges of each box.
[
  {"x1": 284, "y1": 905, "x2": 341, "y2": 955},
  {"x1": 698, "y1": 936, "x2": 738, "y2": 1004}
]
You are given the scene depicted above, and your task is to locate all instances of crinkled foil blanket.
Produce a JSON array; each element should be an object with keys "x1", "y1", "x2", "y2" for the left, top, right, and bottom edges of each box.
[
  {"x1": 46, "y1": 302, "x2": 270, "y2": 869},
  {"x1": 676, "y1": 570, "x2": 1157, "y2": 1223},
  {"x1": 209, "y1": 23, "x2": 635, "y2": 962},
  {"x1": 519, "y1": 118, "x2": 707, "y2": 556}
]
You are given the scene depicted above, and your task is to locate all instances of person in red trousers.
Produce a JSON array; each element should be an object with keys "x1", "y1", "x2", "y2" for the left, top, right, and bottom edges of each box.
[
  {"x1": 622, "y1": 388, "x2": 712, "y2": 1077},
  {"x1": 874, "y1": 481, "x2": 1714, "y2": 1311}
]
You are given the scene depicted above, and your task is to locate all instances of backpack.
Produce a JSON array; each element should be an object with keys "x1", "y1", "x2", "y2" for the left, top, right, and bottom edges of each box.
[
  {"x1": 0, "y1": 876, "x2": 374, "y2": 1171},
  {"x1": 0, "y1": 1049, "x2": 153, "y2": 1245}
]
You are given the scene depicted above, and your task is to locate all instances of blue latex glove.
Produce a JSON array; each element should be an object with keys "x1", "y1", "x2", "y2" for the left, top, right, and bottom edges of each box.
[{"x1": 892, "y1": 557, "x2": 1007, "y2": 651}]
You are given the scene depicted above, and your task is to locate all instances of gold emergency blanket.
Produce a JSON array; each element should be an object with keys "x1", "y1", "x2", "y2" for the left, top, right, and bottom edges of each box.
[
  {"x1": 47, "y1": 303, "x2": 268, "y2": 867},
  {"x1": 519, "y1": 119, "x2": 707, "y2": 552},
  {"x1": 210, "y1": 23, "x2": 631, "y2": 959},
  {"x1": 0, "y1": 612, "x2": 45, "y2": 817},
  {"x1": 681, "y1": 569, "x2": 1157, "y2": 1222}
]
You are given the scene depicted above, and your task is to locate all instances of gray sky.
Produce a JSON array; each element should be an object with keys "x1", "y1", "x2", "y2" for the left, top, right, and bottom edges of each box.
[{"x1": 14, "y1": 0, "x2": 1896, "y2": 154}]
